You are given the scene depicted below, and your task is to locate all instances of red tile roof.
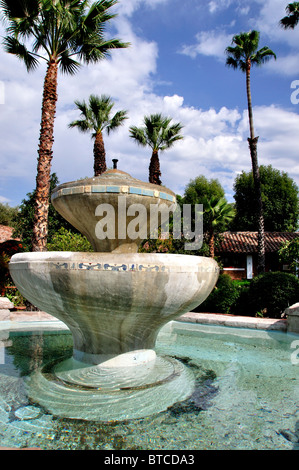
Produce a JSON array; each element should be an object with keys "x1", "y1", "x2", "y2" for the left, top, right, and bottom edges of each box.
[
  {"x1": 0, "y1": 225, "x2": 14, "y2": 243},
  {"x1": 216, "y1": 232, "x2": 299, "y2": 254},
  {"x1": 0, "y1": 225, "x2": 19, "y2": 244}
]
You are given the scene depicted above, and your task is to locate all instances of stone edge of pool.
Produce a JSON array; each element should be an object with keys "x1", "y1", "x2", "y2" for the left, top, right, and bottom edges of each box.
[{"x1": 0, "y1": 308, "x2": 290, "y2": 333}]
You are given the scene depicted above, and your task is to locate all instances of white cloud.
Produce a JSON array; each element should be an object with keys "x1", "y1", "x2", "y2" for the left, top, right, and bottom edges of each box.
[
  {"x1": 117, "y1": 0, "x2": 170, "y2": 17},
  {"x1": 180, "y1": 30, "x2": 232, "y2": 60},
  {"x1": 1, "y1": 1, "x2": 299, "y2": 206},
  {"x1": 208, "y1": 0, "x2": 233, "y2": 14}
]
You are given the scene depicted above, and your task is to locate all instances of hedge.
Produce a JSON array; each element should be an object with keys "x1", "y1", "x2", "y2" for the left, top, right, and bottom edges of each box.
[{"x1": 194, "y1": 271, "x2": 299, "y2": 319}]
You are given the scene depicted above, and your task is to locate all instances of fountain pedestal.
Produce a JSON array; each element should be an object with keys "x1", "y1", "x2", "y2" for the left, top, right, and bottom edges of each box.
[{"x1": 9, "y1": 169, "x2": 219, "y2": 421}]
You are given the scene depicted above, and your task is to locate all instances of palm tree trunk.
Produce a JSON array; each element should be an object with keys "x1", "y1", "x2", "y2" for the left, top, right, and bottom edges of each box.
[
  {"x1": 248, "y1": 137, "x2": 265, "y2": 273},
  {"x1": 209, "y1": 232, "x2": 215, "y2": 259},
  {"x1": 32, "y1": 60, "x2": 58, "y2": 252},
  {"x1": 246, "y1": 62, "x2": 265, "y2": 273},
  {"x1": 93, "y1": 131, "x2": 107, "y2": 176},
  {"x1": 246, "y1": 60, "x2": 255, "y2": 140},
  {"x1": 149, "y1": 150, "x2": 162, "y2": 185}
]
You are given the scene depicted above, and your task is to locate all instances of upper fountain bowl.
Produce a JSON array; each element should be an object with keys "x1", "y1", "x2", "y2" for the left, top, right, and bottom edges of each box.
[{"x1": 51, "y1": 169, "x2": 176, "y2": 253}]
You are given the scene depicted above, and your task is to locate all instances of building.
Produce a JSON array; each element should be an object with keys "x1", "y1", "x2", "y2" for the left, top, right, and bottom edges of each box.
[
  {"x1": 215, "y1": 231, "x2": 299, "y2": 280},
  {"x1": 0, "y1": 225, "x2": 16, "y2": 244}
]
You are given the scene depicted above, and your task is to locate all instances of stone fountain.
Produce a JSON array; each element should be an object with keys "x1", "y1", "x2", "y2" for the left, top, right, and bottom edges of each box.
[{"x1": 9, "y1": 167, "x2": 219, "y2": 422}]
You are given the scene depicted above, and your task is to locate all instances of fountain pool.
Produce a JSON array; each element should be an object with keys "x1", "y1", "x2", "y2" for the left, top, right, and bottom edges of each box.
[{"x1": 0, "y1": 318, "x2": 298, "y2": 450}]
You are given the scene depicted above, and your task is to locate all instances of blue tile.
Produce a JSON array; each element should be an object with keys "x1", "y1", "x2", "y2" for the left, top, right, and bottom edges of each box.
[
  {"x1": 106, "y1": 185, "x2": 120, "y2": 193},
  {"x1": 91, "y1": 185, "x2": 106, "y2": 193},
  {"x1": 142, "y1": 189, "x2": 154, "y2": 197},
  {"x1": 129, "y1": 187, "x2": 142, "y2": 195}
]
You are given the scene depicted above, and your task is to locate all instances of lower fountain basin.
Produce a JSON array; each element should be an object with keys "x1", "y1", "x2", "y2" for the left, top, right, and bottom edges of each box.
[
  {"x1": 9, "y1": 252, "x2": 218, "y2": 421},
  {"x1": 9, "y1": 252, "x2": 219, "y2": 364}
]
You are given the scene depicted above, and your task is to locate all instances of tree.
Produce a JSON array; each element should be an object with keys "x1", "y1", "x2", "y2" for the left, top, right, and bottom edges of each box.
[
  {"x1": 280, "y1": 2, "x2": 299, "y2": 29},
  {"x1": 183, "y1": 175, "x2": 225, "y2": 206},
  {"x1": 232, "y1": 165, "x2": 299, "y2": 232},
  {"x1": 203, "y1": 196, "x2": 235, "y2": 258},
  {"x1": 13, "y1": 173, "x2": 78, "y2": 251},
  {"x1": 47, "y1": 227, "x2": 92, "y2": 252},
  {"x1": 225, "y1": 30, "x2": 276, "y2": 273},
  {"x1": 129, "y1": 114, "x2": 183, "y2": 185},
  {"x1": 1, "y1": 0, "x2": 128, "y2": 252},
  {"x1": 0, "y1": 203, "x2": 18, "y2": 227},
  {"x1": 69, "y1": 94, "x2": 128, "y2": 176},
  {"x1": 279, "y1": 238, "x2": 299, "y2": 275},
  {"x1": 181, "y1": 176, "x2": 233, "y2": 257}
]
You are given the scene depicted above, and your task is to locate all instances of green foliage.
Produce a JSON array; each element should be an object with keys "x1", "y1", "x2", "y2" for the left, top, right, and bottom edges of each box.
[
  {"x1": 232, "y1": 165, "x2": 299, "y2": 231},
  {"x1": 1, "y1": 0, "x2": 129, "y2": 74},
  {"x1": 246, "y1": 272, "x2": 299, "y2": 318},
  {"x1": 129, "y1": 114, "x2": 184, "y2": 152},
  {"x1": 202, "y1": 196, "x2": 235, "y2": 235},
  {"x1": 194, "y1": 271, "x2": 299, "y2": 318},
  {"x1": 183, "y1": 175, "x2": 225, "y2": 206},
  {"x1": 4, "y1": 286, "x2": 27, "y2": 308},
  {"x1": 47, "y1": 227, "x2": 92, "y2": 252},
  {"x1": 69, "y1": 94, "x2": 128, "y2": 137},
  {"x1": 194, "y1": 274, "x2": 241, "y2": 314},
  {"x1": 279, "y1": 238, "x2": 299, "y2": 274},
  {"x1": 225, "y1": 30, "x2": 276, "y2": 73},
  {"x1": 280, "y1": 2, "x2": 299, "y2": 29},
  {"x1": 0, "y1": 239, "x2": 26, "y2": 307},
  {"x1": 181, "y1": 176, "x2": 233, "y2": 255},
  {"x1": 13, "y1": 173, "x2": 79, "y2": 250},
  {"x1": 0, "y1": 203, "x2": 18, "y2": 227}
]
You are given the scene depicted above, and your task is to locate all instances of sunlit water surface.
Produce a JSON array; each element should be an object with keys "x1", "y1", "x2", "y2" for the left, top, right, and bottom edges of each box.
[{"x1": 0, "y1": 321, "x2": 298, "y2": 450}]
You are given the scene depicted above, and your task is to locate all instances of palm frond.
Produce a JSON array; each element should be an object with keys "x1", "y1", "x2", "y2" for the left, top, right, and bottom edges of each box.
[
  {"x1": 225, "y1": 30, "x2": 275, "y2": 71},
  {"x1": 280, "y1": 2, "x2": 299, "y2": 29},
  {"x1": 58, "y1": 51, "x2": 81, "y2": 74},
  {"x1": 68, "y1": 118, "x2": 91, "y2": 133},
  {"x1": 252, "y1": 47, "x2": 276, "y2": 66},
  {"x1": 129, "y1": 126, "x2": 148, "y2": 147},
  {"x1": 2, "y1": 35, "x2": 39, "y2": 70},
  {"x1": 70, "y1": 93, "x2": 127, "y2": 137},
  {"x1": 107, "y1": 110, "x2": 128, "y2": 134}
]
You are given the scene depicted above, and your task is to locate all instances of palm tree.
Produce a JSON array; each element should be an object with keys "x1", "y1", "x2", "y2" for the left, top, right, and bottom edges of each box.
[
  {"x1": 280, "y1": 2, "x2": 299, "y2": 28},
  {"x1": 129, "y1": 114, "x2": 183, "y2": 185},
  {"x1": 69, "y1": 94, "x2": 128, "y2": 176},
  {"x1": 203, "y1": 196, "x2": 235, "y2": 259},
  {"x1": 1, "y1": 0, "x2": 128, "y2": 252},
  {"x1": 225, "y1": 30, "x2": 276, "y2": 273}
]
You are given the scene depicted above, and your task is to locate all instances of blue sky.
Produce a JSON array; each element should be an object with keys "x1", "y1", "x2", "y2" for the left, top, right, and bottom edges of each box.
[{"x1": 1, "y1": 0, "x2": 299, "y2": 208}]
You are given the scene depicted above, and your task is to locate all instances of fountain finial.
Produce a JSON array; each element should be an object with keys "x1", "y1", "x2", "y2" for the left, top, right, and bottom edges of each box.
[{"x1": 112, "y1": 158, "x2": 118, "y2": 169}]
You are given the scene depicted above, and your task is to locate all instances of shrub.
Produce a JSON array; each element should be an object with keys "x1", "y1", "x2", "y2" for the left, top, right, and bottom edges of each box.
[
  {"x1": 47, "y1": 227, "x2": 93, "y2": 252},
  {"x1": 0, "y1": 239, "x2": 27, "y2": 307},
  {"x1": 246, "y1": 271, "x2": 299, "y2": 318},
  {"x1": 194, "y1": 274, "x2": 240, "y2": 314}
]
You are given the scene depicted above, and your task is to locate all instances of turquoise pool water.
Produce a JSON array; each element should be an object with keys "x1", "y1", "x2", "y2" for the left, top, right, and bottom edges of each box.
[{"x1": 0, "y1": 321, "x2": 298, "y2": 450}]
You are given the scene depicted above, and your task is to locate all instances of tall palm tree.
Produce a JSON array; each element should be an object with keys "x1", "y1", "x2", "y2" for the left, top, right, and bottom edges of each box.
[
  {"x1": 225, "y1": 30, "x2": 276, "y2": 273},
  {"x1": 280, "y1": 2, "x2": 299, "y2": 28},
  {"x1": 203, "y1": 196, "x2": 235, "y2": 259},
  {"x1": 69, "y1": 94, "x2": 128, "y2": 176},
  {"x1": 1, "y1": 0, "x2": 128, "y2": 252},
  {"x1": 129, "y1": 114, "x2": 183, "y2": 185}
]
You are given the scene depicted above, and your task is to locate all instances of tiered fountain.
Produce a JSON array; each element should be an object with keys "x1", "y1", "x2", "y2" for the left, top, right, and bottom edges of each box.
[{"x1": 9, "y1": 166, "x2": 219, "y2": 422}]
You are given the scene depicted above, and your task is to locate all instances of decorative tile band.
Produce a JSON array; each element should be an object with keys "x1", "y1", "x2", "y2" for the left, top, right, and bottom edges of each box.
[
  {"x1": 51, "y1": 185, "x2": 176, "y2": 203},
  {"x1": 51, "y1": 262, "x2": 169, "y2": 272},
  {"x1": 12, "y1": 260, "x2": 220, "y2": 274},
  {"x1": 48, "y1": 262, "x2": 219, "y2": 274}
]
